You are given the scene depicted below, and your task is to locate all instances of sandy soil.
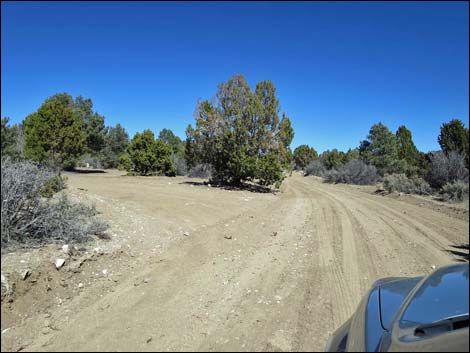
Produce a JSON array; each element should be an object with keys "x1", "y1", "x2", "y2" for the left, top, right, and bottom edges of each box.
[{"x1": 1, "y1": 170, "x2": 468, "y2": 352}]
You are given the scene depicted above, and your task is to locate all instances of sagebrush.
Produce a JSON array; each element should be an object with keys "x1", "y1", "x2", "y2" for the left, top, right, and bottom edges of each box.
[
  {"x1": 1, "y1": 158, "x2": 107, "y2": 249},
  {"x1": 188, "y1": 163, "x2": 213, "y2": 178},
  {"x1": 426, "y1": 151, "x2": 469, "y2": 189},
  {"x1": 382, "y1": 173, "x2": 432, "y2": 195},
  {"x1": 439, "y1": 181, "x2": 469, "y2": 202},
  {"x1": 323, "y1": 160, "x2": 379, "y2": 185},
  {"x1": 305, "y1": 160, "x2": 327, "y2": 177}
]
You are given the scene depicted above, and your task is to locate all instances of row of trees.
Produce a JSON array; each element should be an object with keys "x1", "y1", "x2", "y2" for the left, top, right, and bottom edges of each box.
[
  {"x1": 2, "y1": 76, "x2": 467, "y2": 191},
  {"x1": 1, "y1": 94, "x2": 130, "y2": 170},
  {"x1": 296, "y1": 119, "x2": 468, "y2": 178},
  {"x1": 1, "y1": 94, "x2": 187, "y2": 177},
  {"x1": 301, "y1": 119, "x2": 468, "y2": 200}
]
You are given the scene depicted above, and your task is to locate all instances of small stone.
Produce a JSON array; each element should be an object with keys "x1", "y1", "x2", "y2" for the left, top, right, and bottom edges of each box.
[
  {"x1": 78, "y1": 283, "x2": 84, "y2": 288},
  {"x1": 55, "y1": 258, "x2": 65, "y2": 270},
  {"x1": 102, "y1": 269, "x2": 108, "y2": 275},
  {"x1": 431, "y1": 265, "x2": 436, "y2": 270},
  {"x1": 271, "y1": 232, "x2": 278, "y2": 237},
  {"x1": 143, "y1": 278, "x2": 150, "y2": 283},
  {"x1": 224, "y1": 235, "x2": 232, "y2": 240},
  {"x1": 62, "y1": 244, "x2": 70, "y2": 254},
  {"x1": 183, "y1": 231, "x2": 190, "y2": 236},
  {"x1": 146, "y1": 336, "x2": 153, "y2": 343},
  {"x1": 21, "y1": 269, "x2": 31, "y2": 280}
]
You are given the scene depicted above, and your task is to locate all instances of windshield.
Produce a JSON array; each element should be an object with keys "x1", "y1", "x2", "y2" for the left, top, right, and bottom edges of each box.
[{"x1": 400, "y1": 264, "x2": 469, "y2": 327}]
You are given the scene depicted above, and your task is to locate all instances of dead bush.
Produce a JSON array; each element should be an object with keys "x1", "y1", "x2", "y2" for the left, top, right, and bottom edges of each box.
[
  {"x1": 426, "y1": 151, "x2": 469, "y2": 189},
  {"x1": 305, "y1": 160, "x2": 327, "y2": 177},
  {"x1": 172, "y1": 154, "x2": 188, "y2": 176},
  {"x1": 1, "y1": 158, "x2": 107, "y2": 250},
  {"x1": 188, "y1": 163, "x2": 213, "y2": 179},
  {"x1": 323, "y1": 160, "x2": 379, "y2": 185}
]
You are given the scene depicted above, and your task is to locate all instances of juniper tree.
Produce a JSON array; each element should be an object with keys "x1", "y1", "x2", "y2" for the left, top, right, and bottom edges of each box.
[
  {"x1": 185, "y1": 74, "x2": 294, "y2": 188},
  {"x1": 24, "y1": 93, "x2": 85, "y2": 169}
]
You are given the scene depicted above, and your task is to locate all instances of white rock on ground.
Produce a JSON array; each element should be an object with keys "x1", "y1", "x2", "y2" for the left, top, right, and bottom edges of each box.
[
  {"x1": 62, "y1": 244, "x2": 70, "y2": 255},
  {"x1": 55, "y1": 259, "x2": 66, "y2": 270}
]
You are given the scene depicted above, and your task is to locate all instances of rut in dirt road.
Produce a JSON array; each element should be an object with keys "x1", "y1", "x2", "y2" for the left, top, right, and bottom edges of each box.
[{"x1": 21, "y1": 174, "x2": 468, "y2": 352}]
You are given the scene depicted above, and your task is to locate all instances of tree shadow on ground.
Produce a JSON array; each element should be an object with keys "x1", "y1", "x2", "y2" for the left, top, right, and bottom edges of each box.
[
  {"x1": 180, "y1": 180, "x2": 275, "y2": 194},
  {"x1": 70, "y1": 168, "x2": 106, "y2": 174},
  {"x1": 445, "y1": 243, "x2": 469, "y2": 262}
]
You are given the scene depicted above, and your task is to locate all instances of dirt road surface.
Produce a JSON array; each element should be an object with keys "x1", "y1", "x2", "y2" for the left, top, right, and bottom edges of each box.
[{"x1": 1, "y1": 171, "x2": 468, "y2": 351}]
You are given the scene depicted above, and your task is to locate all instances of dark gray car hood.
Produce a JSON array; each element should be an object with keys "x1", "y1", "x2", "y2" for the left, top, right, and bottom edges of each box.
[{"x1": 399, "y1": 263, "x2": 469, "y2": 329}]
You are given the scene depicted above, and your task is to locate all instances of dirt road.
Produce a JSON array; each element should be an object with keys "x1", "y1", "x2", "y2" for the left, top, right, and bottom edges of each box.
[{"x1": 2, "y1": 171, "x2": 468, "y2": 351}]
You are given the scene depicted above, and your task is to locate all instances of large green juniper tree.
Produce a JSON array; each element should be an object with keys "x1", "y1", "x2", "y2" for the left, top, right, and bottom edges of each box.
[
  {"x1": 127, "y1": 129, "x2": 175, "y2": 176},
  {"x1": 185, "y1": 74, "x2": 294, "y2": 188},
  {"x1": 24, "y1": 93, "x2": 86, "y2": 169},
  {"x1": 293, "y1": 144, "x2": 318, "y2": 170},
  {"x1": 438, "y1": 119, "x2": 469, "y2": 168}
]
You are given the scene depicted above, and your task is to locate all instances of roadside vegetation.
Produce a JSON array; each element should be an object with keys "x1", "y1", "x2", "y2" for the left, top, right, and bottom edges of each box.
[
  {"x1": 185, "y1": 74, "x2": 294, "y2": 189},
  {"x1": 1, "y1": 157, "x2": 107, "y2": 250},
  {"x1": 1, "y1": 74, "x2": 468, "y2": 251},
  {"x1": 303, "y1": 120, "x2": 469, "y2": 202}
]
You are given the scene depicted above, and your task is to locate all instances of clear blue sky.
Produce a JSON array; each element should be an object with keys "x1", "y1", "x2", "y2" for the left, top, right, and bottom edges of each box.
[{"x1": 2, "y1": 1, "x2": 468, "y2": 152}]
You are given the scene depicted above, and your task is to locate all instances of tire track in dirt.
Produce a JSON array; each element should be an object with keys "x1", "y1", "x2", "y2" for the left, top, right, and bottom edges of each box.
[{"x1": 12, "y1": 173, "x2": 468, "y2": 352}]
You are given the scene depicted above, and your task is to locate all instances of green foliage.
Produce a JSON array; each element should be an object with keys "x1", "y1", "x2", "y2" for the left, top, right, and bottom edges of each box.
[
  {"x1": 158, "y1": 128, "x2": 186, "y2": 175},
  {"x1": 40, "y1": 174, "x2": 67, "y2": 198},
  {"x1": 278, "y1": 114, "x2": 295, "y2": 168},
  {"x1": 256, "y1": 153, "x2": 284, "y2": 186},
  {"x1": 293, "y1": 144, "x2": 318, "y2": 170},
  {"x1": 359, "y1": 122, "x2": 407, "y2": 175},
  {"x1": 154, "y1": 139, "x2": 176, "y2": 176},
  {"x1": 396, "y1": 125, "x2": 419, "y2": 172},
  {"x1": 343, "y1": 148, "x2": 360, "y2": 163},
  {"x1": 438, "y1": 119, "x2": 469, "y2": 168},
  {"x1": 416, "y1": 151, "x2": 432, "y2": 178},
  {"x1": 1, "y1": 117, "x2": 24, "y2": 158},
  {"x1": 24, "y1": 93, "x2": 86, "y2": 169},
  {"x1": 158, "y1": 128, "x2": 184, "y2": 155},
  {"x1": 184, "y1": 125, "x2": 198, "y2": 170},
  {"x1": 118, "y1": 153, "x2": 132, "y2": 171},
  {"x1": 320, "y1": 149, "x2": 344, "y2": 170},
  {"x1": 73, "y1": 96, "x2": 106, "y2": 155},
  {"x1": 100, "y1": 123, "x2": 129, "y2": 168},
  {"x1": 127, "y1": 130, "x2": 176, "y2": 176},
  {"x1": 127, "y1": 130, "x2": 158, "y2": 175},
  {"x1": 185, "y1": 75, "x2": 293, "y2": 188},
  {"x1": 1, "y1": 117, "x2": 14, "y2": 154}
]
